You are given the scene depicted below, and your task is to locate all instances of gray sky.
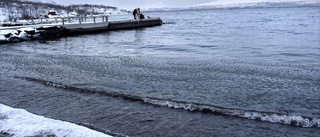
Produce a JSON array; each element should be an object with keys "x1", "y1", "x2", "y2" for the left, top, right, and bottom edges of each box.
[
  {"x1": 52, "y1": 0, "x2": 213, "y2": 10},
  {"x1": 52, "y1": 0, "x2": 311, "y2": 10}
]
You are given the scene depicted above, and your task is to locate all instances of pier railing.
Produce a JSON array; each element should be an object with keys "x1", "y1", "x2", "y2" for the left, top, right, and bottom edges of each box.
[
  {"x1": 61, "y1": 16, "x2": 109, "y2": 26},
  {"x1": 3, "y1": 15, "x2": 110, "y2": 26}
]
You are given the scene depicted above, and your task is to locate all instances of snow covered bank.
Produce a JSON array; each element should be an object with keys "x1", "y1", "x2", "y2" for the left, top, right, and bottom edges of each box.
[
  {"x1": 145, "y1": 0, "x2": 320, "y2": 12},
  {"x1": 195, "y1": 0, "x2": 320, "y2": 8},
  {"x1": 0, "y1": 0, "x2": 128, "y2": 23},
  {"x1": 0, "y1": 103, "x2": 112, "y2": 137},
  {"x1": 20, "y1": 0, "x2": 56, "y2": 5}
]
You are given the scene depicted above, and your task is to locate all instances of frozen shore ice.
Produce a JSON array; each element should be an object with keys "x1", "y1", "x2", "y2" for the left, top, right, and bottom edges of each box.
[{"x1": 0, "y1": 103, "x2": 111, "y2": 137}]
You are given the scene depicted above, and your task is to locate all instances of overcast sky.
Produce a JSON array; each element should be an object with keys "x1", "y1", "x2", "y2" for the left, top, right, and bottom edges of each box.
[
  {"x1": 52, "y1": 0, "x2": 313, "y2": 10},
  {"x1": 52, "y1": 0, "x2": 213, "y2": 10}
]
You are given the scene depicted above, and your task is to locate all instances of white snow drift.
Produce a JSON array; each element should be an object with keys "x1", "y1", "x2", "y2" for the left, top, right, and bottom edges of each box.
[{"x1": 0, "y1": 103, "x2": 111, "y2": 137}]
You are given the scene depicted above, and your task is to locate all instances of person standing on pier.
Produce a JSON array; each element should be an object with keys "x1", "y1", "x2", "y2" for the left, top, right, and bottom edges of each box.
[{"x1": 133, "y1": 8, "x2": 141, "y2": 19}]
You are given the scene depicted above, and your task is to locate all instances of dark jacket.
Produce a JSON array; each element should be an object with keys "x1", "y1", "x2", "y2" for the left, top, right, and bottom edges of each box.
[{"x1": 133, "y1": 9, "x2": 137, "y2": 15}]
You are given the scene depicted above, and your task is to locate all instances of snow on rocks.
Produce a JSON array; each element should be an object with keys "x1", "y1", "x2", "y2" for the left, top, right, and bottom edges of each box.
[{"x1": 0, "y1": 27, "x2": 43, "y2": 43}]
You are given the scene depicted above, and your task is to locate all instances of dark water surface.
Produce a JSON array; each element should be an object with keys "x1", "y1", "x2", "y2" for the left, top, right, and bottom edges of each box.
[{"x1": 1, "y1": 6, "x2": 320, "y2": 136}]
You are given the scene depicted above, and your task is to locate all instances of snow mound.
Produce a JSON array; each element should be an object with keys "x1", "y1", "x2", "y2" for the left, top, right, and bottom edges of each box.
[{"x1": 0, "y1": 103, "x2": 111, "y2": 137}]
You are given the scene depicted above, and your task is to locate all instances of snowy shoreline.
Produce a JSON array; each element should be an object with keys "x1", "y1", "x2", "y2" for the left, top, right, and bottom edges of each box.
[{"x1": 0, "y1": 103, "x2": 112, "y2": 137}]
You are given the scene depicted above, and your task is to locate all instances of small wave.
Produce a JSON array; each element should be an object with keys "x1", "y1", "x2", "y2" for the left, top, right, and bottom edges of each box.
[
  {"x1": 275, "y1": 53, "x2": 306, "y2": 57},
  {"x1": 17, "y1": 76, "x2": 320, "y2": 128},
  {"x1": 142, "y1": 98, "x2": 320, "y2": 128},
  {"x1": 244, "y1": 112, "x2": 320, "y2": 128},
  {"x1": 162, "y1": 22, "x2": 176, "y2": 24}
]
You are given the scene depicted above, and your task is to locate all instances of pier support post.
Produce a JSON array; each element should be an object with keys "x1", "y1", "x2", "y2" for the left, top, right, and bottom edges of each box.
[
  {"x1": 94, "y1": 17, "x2": 96, "y2": 23},
  {"x1": 62, "y1": 18, "x2": 64, "y2": 26},
  {"x1": 79, "y1": 17, "x2": 81, "y2": 24},
  {"x1": 105, "y1": 16, "x2": 108, "y2": 22}
]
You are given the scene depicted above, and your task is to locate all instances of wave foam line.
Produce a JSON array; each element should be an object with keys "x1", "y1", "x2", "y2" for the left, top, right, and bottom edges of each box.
[
  {"x1": 18, "y1": 76, "x2": 320, "y2": 128},
  {"x1": 143, "y1": 98, "x2": 320, "y2": 128}
]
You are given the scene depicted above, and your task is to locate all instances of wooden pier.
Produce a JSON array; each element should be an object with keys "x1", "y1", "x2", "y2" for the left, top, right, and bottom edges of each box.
[
  {"x1": 0, "y1": 16, "x2": 162, "y2": 42},
  {"x1": 108, "y1": 18, "x2": 163, "y2": 31},
  {"x1": 0, "y1": 16, "x2": 162, "y2": 32},
  {"x1": 63, "y1": 17, "x2": 162, "y2": 34}
]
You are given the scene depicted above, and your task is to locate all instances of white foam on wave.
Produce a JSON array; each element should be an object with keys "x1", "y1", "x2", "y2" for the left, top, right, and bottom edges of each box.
[
  {"x1": 143, "y1": 98, "x2": 320, "y2": 128},
  {"x1": 243, "y1": 112, "x2": 320, "y2": 128},
  {"x1": 0, "y1": 103, "x2": 111, "y2": 137}
]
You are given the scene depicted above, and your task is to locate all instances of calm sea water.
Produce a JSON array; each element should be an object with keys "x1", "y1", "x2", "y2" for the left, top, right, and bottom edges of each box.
[{"x1": 1, "y1": 6, "x2": 320, "y2": 136}]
